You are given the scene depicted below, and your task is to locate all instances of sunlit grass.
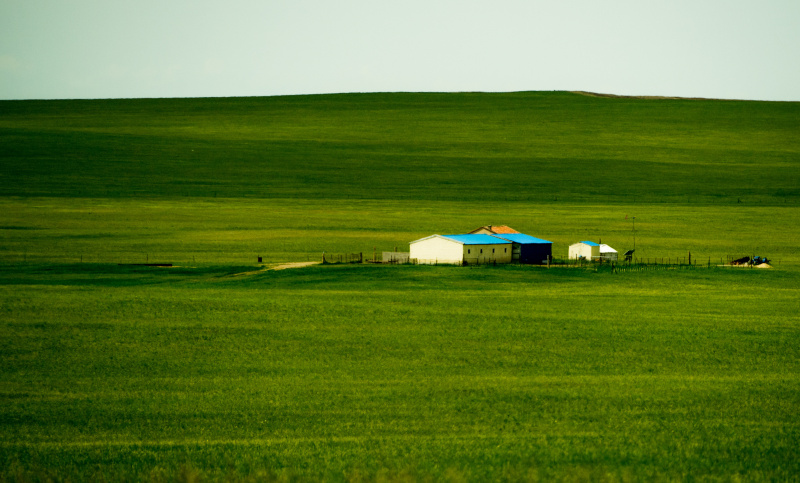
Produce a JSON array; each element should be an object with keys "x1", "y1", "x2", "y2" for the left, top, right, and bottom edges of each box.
[
  {"x1": 1, "y1": 198, "x2": 798, "y2": 269},
  {"x1": 1, "y1": 264, "x2": 799, "y2": 480}
]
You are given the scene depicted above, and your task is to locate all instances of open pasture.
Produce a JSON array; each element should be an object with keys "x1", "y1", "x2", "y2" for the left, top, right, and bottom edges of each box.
[
  {"x1": 2, "y1": 92, "x2": 798, "y2": 204},
  {"x1": 0, "y1": 198, "x2": 797, "y2": 268},
  {"x1": 1, "y1": 263, "x2": 799, "y2": 481},
  {"x1": 1, "y1": 92, "x2": 799, "y2": 480}
]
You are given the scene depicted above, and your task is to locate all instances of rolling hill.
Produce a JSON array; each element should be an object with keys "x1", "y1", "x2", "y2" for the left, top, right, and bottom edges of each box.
[{"x1": 2, "y1": 91, "x2": 798, "y2": 204}]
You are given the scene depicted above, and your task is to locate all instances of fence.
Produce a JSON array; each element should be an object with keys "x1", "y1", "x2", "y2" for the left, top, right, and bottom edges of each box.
[
  {"x1": 321, "y1": 252, "x2": 363, "y2": 264},
  {"x1": 611, "y1": 261, "x2": 701, "y2": 273},
  {"x1": 609, "y1": 256, "x2": 778, "y2": 273},
  {"x1": 382, "y1": 252, "x2": 410, "y2": 264},
  {"x1": 10, "y1": 250, "x2": 775, "y2": 272}
]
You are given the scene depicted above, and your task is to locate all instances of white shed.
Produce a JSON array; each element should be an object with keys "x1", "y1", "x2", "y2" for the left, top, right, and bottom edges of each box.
[
  {"x1": 569, "y1": 241, "x2": 601, "y2": 260},
  {"x1": 410, "y1": 234, "x2": 512, "y2": 265},
  {"x1": 599, "y1": 244, "x2": 618, "y2": 261}
]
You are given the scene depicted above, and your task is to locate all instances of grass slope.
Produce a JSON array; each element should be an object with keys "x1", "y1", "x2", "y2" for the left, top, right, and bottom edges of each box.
[{"x1": 2, "y1": 92, "x2": 799, "y2": 204}]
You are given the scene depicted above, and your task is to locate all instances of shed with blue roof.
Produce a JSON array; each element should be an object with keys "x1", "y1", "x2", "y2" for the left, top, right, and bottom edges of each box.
[
  {"x1": 569, "y1": 241, "x2": 601, "y2": 260},
  {"x1": 490, "y1": 233, "x2": 553, "y2": 264},
  {"x1": 409, "y1": 234, "x2": 512, "y2": 265}
]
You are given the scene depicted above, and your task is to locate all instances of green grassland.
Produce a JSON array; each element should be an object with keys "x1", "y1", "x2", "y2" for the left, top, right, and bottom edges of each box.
[
  {"x1": 2, "y1": 92, "x2": 798, "y2": 204},
  {"x1": 1, "y1": 92, "x2": 799, "y2": 481},
  {"x1": 1, "y1": 197, "x2": 798, "y2": 266},
  {"x1": 2, "y1": 264, "x2": 799, "y2": 481}
]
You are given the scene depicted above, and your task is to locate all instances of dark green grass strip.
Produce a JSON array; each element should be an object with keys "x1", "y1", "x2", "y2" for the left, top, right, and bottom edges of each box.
[{"x1": 2, "y1": 92, "x2": 798, "y2": 204}]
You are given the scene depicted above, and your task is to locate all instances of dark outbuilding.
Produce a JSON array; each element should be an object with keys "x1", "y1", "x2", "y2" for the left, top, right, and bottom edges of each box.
[{"x1": 491, "y1": 233, "x2": 553, "y2": 264}]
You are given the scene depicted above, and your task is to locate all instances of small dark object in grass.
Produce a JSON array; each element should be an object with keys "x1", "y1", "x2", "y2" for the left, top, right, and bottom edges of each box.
[{"x1": 731, "y1": 256, "x2": 750, "y2": 266}]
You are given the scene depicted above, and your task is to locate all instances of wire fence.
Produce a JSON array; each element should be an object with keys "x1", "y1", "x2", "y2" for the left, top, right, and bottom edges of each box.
[
  {"x1": 1, "y1": 251, "x2": 778, "y2": 272},
  {"x1": 610, "y1": 256, "x2": 778, "y2": 273},
  {"x1": 321, "y1": 252, "x2": 363, "y2": 264}
]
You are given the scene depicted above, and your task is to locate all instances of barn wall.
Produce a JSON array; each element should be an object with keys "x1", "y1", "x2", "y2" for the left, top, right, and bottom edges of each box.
[
  {"x1": 569, "y1": 244, "x2": 599, "y2": 260},
  {"x1": 462, "y1": 243, "x2": 512, "y2": 265},
  {"x1": 410, "y1": 237, "x2": 464, "y2": 265}
]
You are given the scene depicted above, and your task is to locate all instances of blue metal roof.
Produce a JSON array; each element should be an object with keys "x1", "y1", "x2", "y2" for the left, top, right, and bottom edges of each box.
[
  {"x1": 491, "y1": 233, "x2": 552, "y2": 244},
  {"x1": 441, "y1": 234, "x2": 511, "y2": 245},
  {"x1": 580, "y1": 241, "x2": 600, "y2": 246}
]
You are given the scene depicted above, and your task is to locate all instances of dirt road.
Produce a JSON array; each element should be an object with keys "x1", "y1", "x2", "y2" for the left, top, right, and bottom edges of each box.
[{"x1": 270, "y1": 261, "x2": 320, "y2": 271}]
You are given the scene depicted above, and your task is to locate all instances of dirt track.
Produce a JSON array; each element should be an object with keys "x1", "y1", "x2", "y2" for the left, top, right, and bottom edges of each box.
[
  {"x1": 271, "y1": 261, "x2": 320, "y2": 271},
  {"x1": 571, "y1": 90, "x2": 741, "y2": 102},
  {"x1": 219, "y1": 261, "x2": 319, "y2": 280}
]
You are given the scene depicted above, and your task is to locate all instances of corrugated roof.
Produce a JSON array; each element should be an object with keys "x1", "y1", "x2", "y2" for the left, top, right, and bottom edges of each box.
[
  {"x1": 491, "y1": 233, "x2": 552, "y2": 244},
  {"x1": 599, "y1": 244, "x2": 617, "y2": 253},
  {"x1": 441, "y1": 234, "x2": 511, "y2": 245},
  {"x1": 580, "y1": 241, "x2": 600, "y2": 246},
  {"x1": 488, "y1": 225, "x2": 520, "y2": 234},
  {"x1": 468, "y1": 225, "x2": 520, "y2": 234}
]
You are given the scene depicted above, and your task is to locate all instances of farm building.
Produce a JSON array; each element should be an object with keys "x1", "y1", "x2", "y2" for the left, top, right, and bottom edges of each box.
[
  {"x1": 491, "y1": 233, "x2": 553, "y2": 264},
  {"x1": 468, "y1": 225, "x2": 520, "y2": 235},
  {"x1": 409, "y1": 234, "x2": 512, "y2": 265},
  {"x1": 569, "y1": 241, "x2": 601, "y2": 260},
  {"x1": 569, "y1": 241, "x2": 619, "y2": 261},
  {"x1": 599, "y1": 244, "x2": 618, "y2": 261}
]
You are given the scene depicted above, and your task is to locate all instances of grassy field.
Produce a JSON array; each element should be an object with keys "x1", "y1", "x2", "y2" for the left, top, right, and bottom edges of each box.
[
  {"x1": 1, "y1": 92, "x2": 799, "y2": 481},
  {"x1": 2, "y1": 92, "x2": 798, "y2": 204},
  {"x1": 2, "y1": 264, "x2": 799, "y2": 481},
  {"x1": 1, "y1": 198, "x2": 797, "y2": 268}
]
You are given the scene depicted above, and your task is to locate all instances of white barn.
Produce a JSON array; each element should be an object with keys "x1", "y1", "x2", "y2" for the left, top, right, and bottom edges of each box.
[
  {"x1": 409, "y1": 234, "x2": 513, "y2": 265},
  {"x1": 569, "y1": 241, "x2": 601, "y2": 260}
]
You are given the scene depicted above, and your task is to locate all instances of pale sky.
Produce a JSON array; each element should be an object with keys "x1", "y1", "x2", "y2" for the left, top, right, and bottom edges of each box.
[{"x1": 2, "y1": 0, "x2": 799, "y2": 101}]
